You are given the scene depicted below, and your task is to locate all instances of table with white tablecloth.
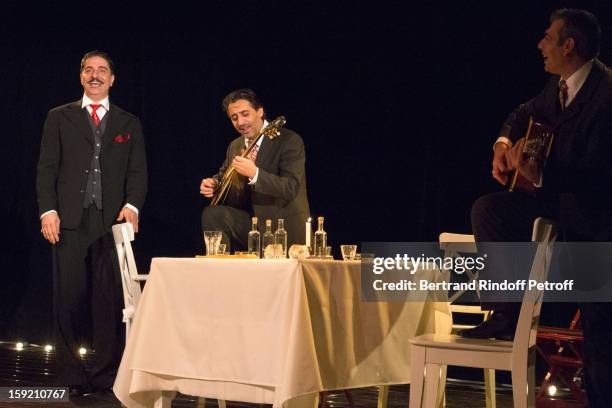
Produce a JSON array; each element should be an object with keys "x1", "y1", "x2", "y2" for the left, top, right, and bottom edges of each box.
[{"x1": 113, "y1": 258, "x2": 451, "y2": 408}]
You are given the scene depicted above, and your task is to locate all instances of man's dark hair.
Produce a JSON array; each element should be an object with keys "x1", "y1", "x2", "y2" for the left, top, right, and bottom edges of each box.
[
  {"x1": 551, "y1": 8, "x2": 601, "y2": 60},
  {"x1": 222, "y1": 88, "x2": 263, "y2": 114},
  {"x1": 80, "y1": 50, "x2": 115, "y2": 75}
]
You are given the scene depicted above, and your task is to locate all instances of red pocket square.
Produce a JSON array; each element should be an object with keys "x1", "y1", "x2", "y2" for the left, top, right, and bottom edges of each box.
[{"x1": 114, "y1": 133, "x2": 131, "y2": 143}]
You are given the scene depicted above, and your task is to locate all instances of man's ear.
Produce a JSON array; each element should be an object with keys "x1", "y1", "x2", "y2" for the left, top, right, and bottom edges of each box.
[
  {"x1": 110, "y1": 74, "x2": 116, "y2": 88},
  {"x1": 257, "y1": 107, "x2": 264, "y2": 120},
  {"x1": 563, "y1": 37, "x2": 576, "y2": 57}
]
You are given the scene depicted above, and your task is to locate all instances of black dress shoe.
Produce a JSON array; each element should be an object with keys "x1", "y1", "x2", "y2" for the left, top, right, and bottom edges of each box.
[
  {"x1": 457, "y1": 312, "x2": 516, "y2": 340},
  {"x1": 69, "y1": 384, "x2": 93, "y2": 397},
  {"x1": 93, "y1": 388, "x2": 116, "y2": 398}
]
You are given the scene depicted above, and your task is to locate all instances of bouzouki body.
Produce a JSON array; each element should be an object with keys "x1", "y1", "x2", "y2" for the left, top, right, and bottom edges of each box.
[{"x1": 210, "y1": 116, "x2": 287, "y2": 207}]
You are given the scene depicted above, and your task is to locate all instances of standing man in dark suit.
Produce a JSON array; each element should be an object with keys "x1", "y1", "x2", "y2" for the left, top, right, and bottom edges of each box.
[
  {"x1": 36, "y1": 50, "x2": 147, "y2": 395},
  {"x1": 200, "y1": 89, "x2": 310, "y2": 251},
  {"x1": 459, "y1": 9, "x2": 612, "y2": 407}
]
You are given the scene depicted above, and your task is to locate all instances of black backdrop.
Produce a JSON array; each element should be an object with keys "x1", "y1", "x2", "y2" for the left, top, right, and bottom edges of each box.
[{"x1": 2, "y1": 1, "x2": 611, "y2": 342}]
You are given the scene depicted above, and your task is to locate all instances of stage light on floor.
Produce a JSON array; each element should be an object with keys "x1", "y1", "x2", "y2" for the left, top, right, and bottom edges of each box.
[
  {"x1": 78, "y1": 347, "x2": 87, "y2": 356},
  {"x1": 15, "y1": 342, "x2": 24, "y2": 351},
  {"x1": 44, "y1": 345, "x2": 53, "y2": 352},
  {"x1": 547, "y1": 385, "x2": 557, "y2": 397}
]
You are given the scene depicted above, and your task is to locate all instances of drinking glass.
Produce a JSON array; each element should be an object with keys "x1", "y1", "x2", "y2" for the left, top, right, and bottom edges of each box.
[
  {"x1": 289, "y1": 244, "x2": 310, "y2": 259},
  {"x1": 341, "y1": 245, "x2": 357, "y2": 260},
  {"x1": 204, "y1": 231, "x2": 222, "y2": 255},
  {"x1": 324, "y1": 246, "x2": 333, "y2": 259},
  {"x1": 264, "y1": 243, "x2": 284, "y2": 259}
]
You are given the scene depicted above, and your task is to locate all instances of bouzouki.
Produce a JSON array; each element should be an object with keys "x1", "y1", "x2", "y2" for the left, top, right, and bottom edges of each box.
[
  {"x1": 210, "y1": 116, "x2": 287, "y2": 207},
  {"x1": 508, "y1": 117, "x2": 554, "y2": 193}
]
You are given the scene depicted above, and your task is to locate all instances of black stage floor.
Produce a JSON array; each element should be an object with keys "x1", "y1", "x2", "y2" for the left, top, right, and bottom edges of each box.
[{"x1": 0, "y1": 341, "x2": 582, "y2": 408}]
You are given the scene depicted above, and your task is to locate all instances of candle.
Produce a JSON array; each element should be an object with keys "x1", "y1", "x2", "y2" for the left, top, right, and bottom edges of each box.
[{"x1": 306, "y1": 217, "x2": 312, "y2": 248}]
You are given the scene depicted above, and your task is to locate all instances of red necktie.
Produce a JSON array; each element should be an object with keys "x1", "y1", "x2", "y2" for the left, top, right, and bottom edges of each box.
[
  {"x1": 249, "y1": 143, "x2": 259, "y2": 161},
  {"x1": 90, "y1": 104, "x2": 101, "y2": 127}
]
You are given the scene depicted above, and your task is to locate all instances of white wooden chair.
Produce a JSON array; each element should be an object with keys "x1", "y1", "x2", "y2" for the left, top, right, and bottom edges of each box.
[
  {"x1": 112, "y1": 222, "x2": 148, "y2": 341},
  {"x1": 112, "y1": 222, "x2": 226, "y2": 408},
  {"x1": 438, "y1": 232, "x2": 496, "y2": 408},
  {"x1": 409, "y1": 218, "x2": 557, "y2": 408}
]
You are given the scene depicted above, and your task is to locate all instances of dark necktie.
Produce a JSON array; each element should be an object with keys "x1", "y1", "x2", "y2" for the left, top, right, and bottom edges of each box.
[
  {"x1": 558, "y1": 80, "x2": 568, "y2": 111},
  {"x1": 249, "y1": 143, "x2": 259, "y2": 161},
  {"x1": 90, "y1": 104, "x2": 101, "y2": 126}
]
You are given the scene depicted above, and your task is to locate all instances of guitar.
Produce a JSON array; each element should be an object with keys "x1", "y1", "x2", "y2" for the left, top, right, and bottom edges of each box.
[
  {"x1": 210, "y1": 116, "x2": 287, "y2": 207},
  {"x1": 508, "y1": 117, "x2": 554, "y2": 193}
]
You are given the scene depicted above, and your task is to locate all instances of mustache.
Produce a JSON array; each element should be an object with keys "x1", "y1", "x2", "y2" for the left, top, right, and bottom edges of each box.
[{"x1": 87, "y1": 78, "x2": 104, "y2": 84}]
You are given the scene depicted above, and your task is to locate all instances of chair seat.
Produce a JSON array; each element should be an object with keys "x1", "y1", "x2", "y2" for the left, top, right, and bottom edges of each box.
[{"x1": 410, "y1": 333, "x2": 514, "y2": 352}]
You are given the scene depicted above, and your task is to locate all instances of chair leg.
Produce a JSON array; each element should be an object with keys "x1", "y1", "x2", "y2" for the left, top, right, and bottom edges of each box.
[
  {"x1": 483, "y1": 368, "x2": 496, "y2": 408},
  {"x1": 436, "y1": 365, "x2": 447, "y2": 408},
  {"x1": 511, "y1": 354, "x2": 535, "y2": 408},
  {"x1": 153, "y1": 391, "x2": 173, "y2": 408},
  {"x1": 424, "y1": 363, "x2": 442, "y2": 408},
  {"x1": 511, "y1": 366, "x2": 527, "y2": 408},
  {"x1": 527, "y1": 352, "x2": 535, "y2": 408},
  {"x1": 196, "y1": 397, "x2": 206, "y2": 408},
  {"x1": 377, "y1": 385, "x2": 389, "y2": 408},
  {"x1": 409, "y1": 345, "x2": 426, "y2": 408},
  {"x1": 217, "y1": 399, "x2": 227, "y2": 408}
]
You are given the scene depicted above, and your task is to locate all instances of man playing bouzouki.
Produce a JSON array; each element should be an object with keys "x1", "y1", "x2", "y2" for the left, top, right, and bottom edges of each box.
[
  {"x1": 462, "y1": 9, "x2": 612, "y2": 407},
  {"x1": 200, "y1": 89, "x2": 310, "y2": 251}
]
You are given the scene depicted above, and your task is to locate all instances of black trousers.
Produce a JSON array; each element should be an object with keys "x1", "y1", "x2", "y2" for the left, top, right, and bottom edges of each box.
[
  {"x1": 471, "y1": 191, "x2": 553, "y2": 314},
  {"x1": 52, "y1": 206, "x2": 124, "y2": 389},
  {"x1": 472, "y1": 191, "x2": 612, "y2": 407},
  {"x1": 201, "y1": 205, "x2": 252, "y2": 252}
]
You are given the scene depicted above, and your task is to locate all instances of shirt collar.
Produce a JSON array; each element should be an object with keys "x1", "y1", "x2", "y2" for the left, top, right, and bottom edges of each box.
[
  {"x1": 244, "y1": 119, "x2": 269, "y2": 148},
  {"x1": 81, "y1": 94, "x2": 110, "y2": 111},
  {"x1": 561, "y1": 59, "x2": 593, "y2": 103}
]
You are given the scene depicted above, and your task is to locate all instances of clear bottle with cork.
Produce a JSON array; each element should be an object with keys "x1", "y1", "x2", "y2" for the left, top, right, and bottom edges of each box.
[
  {"x1": 274, "y1": 218, "x2": 288, "y2": 258},
  {"x1": 262, "y1": 219, "x2": 275, "y2": 256},
  {"x1": 314, "y1": 216, "x2": 327, "y2": 258},
  {"x1": 247, "y1": 217, "x2": 261, "y2": 258}
]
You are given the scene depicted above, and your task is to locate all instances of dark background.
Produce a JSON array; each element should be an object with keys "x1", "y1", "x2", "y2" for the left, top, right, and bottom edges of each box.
[{"x1": 1, "y1": 1, "x2": 611, "y2": 343}]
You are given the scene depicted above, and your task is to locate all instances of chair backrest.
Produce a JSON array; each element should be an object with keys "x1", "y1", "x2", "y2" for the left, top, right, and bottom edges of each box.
[
  {"x1": 439, "y1": 232, "x2": 481, "y2": 304},
  {"x1": 112, "y1": 222, "x2": 142, "y2": 340},
  {"x1": 514, "y1": 217, "x2": 558, "y2": 352}
]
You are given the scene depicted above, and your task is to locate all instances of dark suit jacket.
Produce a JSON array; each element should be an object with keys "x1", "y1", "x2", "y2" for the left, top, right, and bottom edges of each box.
[
  {"x1": 500, "y1": 59, "x2": 612, "y2": 239},
  {"x1": 214, "y1": 127, "x2": 310, "y2": 245},
  {"x1": 36, "y1": 100, "x2": 148, "y2": 230}
]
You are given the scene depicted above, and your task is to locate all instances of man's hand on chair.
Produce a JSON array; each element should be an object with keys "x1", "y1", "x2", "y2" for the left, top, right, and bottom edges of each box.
[{"x1": 117, "y1": 207, "x2": 139, "y2": 233}]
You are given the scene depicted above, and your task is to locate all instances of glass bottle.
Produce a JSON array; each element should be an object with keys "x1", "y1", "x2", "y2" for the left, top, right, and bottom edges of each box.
[
  {"x1": 247, "y1": 217, "x2": 261, "y2": 258},
  {"x1": 274, "y1": 218, "x2": 288, "y2": 258},
  {"x1": 262, "y1": 219, "x2": 275, "y2": 257},
  {"x1": 314, "y1": 216, "x2": 327, "y2": 258}
]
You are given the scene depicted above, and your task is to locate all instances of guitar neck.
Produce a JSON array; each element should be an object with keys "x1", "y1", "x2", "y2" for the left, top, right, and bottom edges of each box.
[{"x1": 242, "y1": 133, "x2": 265, "y2": 158}]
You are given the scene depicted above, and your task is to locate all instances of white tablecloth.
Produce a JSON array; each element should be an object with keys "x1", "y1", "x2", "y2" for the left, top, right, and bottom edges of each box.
[{"x1": 113, "y1": 258, "x2": 451, "y2": 407}]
